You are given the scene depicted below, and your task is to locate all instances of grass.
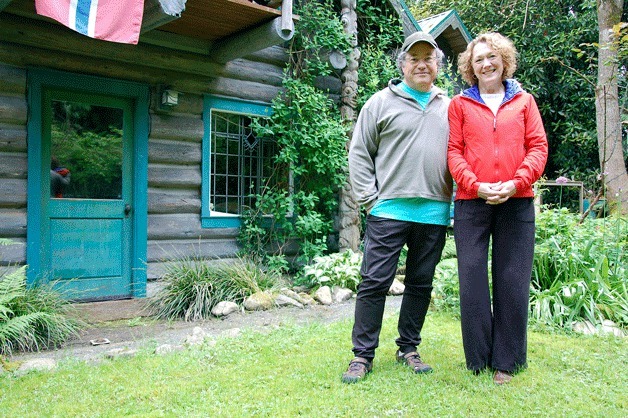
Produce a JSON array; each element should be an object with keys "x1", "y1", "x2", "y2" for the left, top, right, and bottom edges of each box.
[{"x1": 1, "y1": 311, "x2": 626, "y2": 417}]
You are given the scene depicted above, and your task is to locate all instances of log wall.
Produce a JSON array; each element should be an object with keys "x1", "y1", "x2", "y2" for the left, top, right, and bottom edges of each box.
[{"x1": 0, "y1": 10, "x2": 304, "y2": 278}]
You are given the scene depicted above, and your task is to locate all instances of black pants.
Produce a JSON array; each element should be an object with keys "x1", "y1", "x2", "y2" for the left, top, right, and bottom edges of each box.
[
  {"x1": 453, "y1": 198, "x2": 535, "y2": 373},
  {"x1": 351, "y1": 215, "x2": 446, "y2": 360}
]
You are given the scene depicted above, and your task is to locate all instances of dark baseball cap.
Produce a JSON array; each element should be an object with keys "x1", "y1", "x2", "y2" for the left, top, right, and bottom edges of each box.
[{"x1": 401, "y1": 31, "x2": 438, "y2": 51}]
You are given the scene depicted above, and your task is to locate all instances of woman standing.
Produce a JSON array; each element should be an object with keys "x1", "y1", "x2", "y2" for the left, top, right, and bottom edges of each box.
[{"x1": 448, "y1": 33, "x2": 548, "y2": 384}]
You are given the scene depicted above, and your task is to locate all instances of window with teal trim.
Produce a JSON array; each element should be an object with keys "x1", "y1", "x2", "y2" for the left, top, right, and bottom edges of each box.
[{"x1": 202, "y1": 96, "x2": 281, "y2": 228}]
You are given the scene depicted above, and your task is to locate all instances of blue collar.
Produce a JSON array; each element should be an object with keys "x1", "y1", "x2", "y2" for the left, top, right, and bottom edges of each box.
[{"x1": 462, "y1": 79, "x2": 523, "y2": 104}]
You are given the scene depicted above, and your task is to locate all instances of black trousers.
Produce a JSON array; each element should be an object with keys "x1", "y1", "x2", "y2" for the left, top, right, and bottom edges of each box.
[
  {"x1": 453, "y1": 198, "x2": 535, "y2": 373},
  {"x1": 351, "y1": 215, "x2": 446, "y2": 360}
]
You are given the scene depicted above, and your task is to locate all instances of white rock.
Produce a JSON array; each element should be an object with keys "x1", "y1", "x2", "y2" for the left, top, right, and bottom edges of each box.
[
  {"x1": 332, "y1": 286, "x2": 353, "y2": 303},
  {"x1": 601, "y1": 320, "x2": 625, "y2": 337},
  {"x1": 314, "y1": 286, "x2": 333, "y2": 305},
  {"x1": 573, "y1": 320, "x2": 597, "y2": 335},
  {"x1": 105, "y1": 348, "x2": 138, "y2": 359},
  {"x1": 221, "y1": 328, "x2": 241, "y2": 338},
  {"x1": 185, "y1": 326, "x2": 206, "y2": 346},
  {"x1": 298, "y1": 292, "x2": 317, "y2": 306},
  {"x1": 16, "y1": 358, "x2": 57, "y2": 374},
  {"x1": 211, "y1": 301, "x2": 240, "y2": 317},
  {"x1": 275, "y1": 294, "x2": 304, "y2": 309},
  {"x1": 389, "y1": 278, "x2": 405, "y2": 295},
  {"x1": 281, "y1": 288, "x2": 306, "y2": 304},
  {"x1": 243, "y1": 292, "x2": 274, "y2": 311},
  {"x1": 155, "y1": 344, "x2": 185, "y2": 355}
]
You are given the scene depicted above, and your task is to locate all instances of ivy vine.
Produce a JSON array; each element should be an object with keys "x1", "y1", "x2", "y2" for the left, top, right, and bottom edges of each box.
[{"x1": 238, "y1": 0, "x2": 406, "y2": 277}]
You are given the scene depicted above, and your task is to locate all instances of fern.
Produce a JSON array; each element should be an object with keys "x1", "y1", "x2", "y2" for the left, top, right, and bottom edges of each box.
[{"x1": 0, "y1": 266, "x2": 83, "y2": 356}]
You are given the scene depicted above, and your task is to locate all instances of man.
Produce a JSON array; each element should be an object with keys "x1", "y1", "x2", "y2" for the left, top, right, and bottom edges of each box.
[{"x1": 342, "y1": 31, "x2": 453, "y2": 383}]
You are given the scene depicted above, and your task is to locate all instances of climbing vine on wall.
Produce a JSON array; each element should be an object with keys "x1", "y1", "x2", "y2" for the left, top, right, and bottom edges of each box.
[{"x1": 238, "y1": 0, "x2": 405, "y2": 276}]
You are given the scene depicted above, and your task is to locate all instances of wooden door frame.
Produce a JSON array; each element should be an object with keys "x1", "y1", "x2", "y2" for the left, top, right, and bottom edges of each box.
[{"x1": 26, "y1": 68, "x2": 149, "y2": 298}]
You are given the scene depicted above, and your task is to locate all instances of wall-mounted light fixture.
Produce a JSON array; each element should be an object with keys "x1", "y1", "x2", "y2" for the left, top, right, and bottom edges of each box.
[{"x1": 161, "y1": 89, "x2": 179, "y2": 107}]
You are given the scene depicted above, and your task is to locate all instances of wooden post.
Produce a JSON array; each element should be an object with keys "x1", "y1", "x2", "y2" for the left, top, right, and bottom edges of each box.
[{"x1": 337, "y1": 0, "x2": 361, "y2": 252}]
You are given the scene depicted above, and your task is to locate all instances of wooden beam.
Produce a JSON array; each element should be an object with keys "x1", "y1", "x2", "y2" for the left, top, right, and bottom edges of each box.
[
  {"x1": 0, "y1": 0, "x2": 14, "y2": 13},
  {"x1": 141, "y1": 0, "x2": 187, "y2": 33},
  {"x1": 211, "y1": 17, "x2": 294, "y2": 64}
]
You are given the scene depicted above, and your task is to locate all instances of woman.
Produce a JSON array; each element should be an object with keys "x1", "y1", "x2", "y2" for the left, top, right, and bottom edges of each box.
[{"x1": 448, "y1": 33, "x2": 548, "y2": 385}]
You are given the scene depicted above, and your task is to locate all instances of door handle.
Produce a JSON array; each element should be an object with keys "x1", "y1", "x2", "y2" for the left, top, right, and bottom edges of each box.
[{"x1": 124, "y1": 204, "x2": 132, "y2": 216}]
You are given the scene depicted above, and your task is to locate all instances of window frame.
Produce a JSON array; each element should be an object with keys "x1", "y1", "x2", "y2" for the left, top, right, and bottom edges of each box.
[{"x1": 201, "y1": 95, "x2": 273, "y2": 228}]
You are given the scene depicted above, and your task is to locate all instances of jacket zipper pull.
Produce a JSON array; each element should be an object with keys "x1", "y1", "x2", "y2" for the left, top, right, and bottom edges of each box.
[{"x1": 493, "y1": 117, "x2": 496, "y2": 131}]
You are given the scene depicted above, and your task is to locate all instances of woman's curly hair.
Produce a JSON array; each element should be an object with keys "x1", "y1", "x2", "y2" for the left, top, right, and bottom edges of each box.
[{"x1": 458, "y1": 32, "x2": 518, "y2": 86}]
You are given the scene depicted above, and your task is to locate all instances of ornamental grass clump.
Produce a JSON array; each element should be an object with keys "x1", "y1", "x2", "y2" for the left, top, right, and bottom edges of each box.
[
  {"x1": 530, "y1": 208, "x2": 627, "y2": 330},
  {"x1": 149, "y1": 256, "x2": 285, "y2": 322},
  {"x1": 0, "y1": 266, "x2": 83, "y2": 356}
]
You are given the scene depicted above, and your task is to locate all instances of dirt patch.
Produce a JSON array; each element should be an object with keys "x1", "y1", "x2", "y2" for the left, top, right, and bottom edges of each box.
[{"x1": 10, "y1": 297, "x2": 403, "y2": 364}]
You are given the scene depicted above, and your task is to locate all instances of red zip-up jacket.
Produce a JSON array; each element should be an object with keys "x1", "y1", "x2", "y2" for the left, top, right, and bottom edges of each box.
[{"x1": 448, "y1": 80, "x2": 548, "y2": 200}]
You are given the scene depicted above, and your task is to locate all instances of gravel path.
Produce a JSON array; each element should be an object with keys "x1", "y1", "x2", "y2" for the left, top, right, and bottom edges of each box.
[{"x1": 9, "y1": 297, "x2": 403, "y2": 364}]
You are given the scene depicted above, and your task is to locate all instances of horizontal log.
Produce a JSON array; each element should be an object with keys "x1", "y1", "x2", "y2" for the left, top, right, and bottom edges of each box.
[
  {"x1": 146, "y1": 238, "x2": 240, "y2": 262},
  {"x1": 149, "y1": 138, "x2": 202, "y2": 165},
  {"x1": 148, "y1": 164, "x2": 202, "y2": 188},
  {"x1": 0, "y1": 15, "x2": 285, "y2": 88},
  {"x1": 223, "y1": 58, "x2": 284, "y2": 86},
  {"x1": 212, "y1": 17, "x2": 294, "y2": 64},
  {"x1": 313, "y1": 75, "x2": 342, "y2": 94},
  {"x1": 148, "y1": 213, "x2": 238, "y2": 240},
  {"x1": 141, "y1": 0, "x2": 187, "y2": 33},
  {"x1": 245, "y1": 45, "x2": 289, "y2": 67},
  {"x1": 0, "y1": 41, "x2": 281, "y2": 103},
  {"x1": 0, "y1": 63, "x2": 26, "y2": 95},
  {"x1": 0, "y1": 178, "x2": 26, "y2": 208},
  {"x1": 148, "y1": 187, "x2": 201, "y2": 214},
  {"x1": 0, "y1": 208, "x2": 27, "y2": 237},
  {"x1": 146, "y1": 256, "x2": 240, "y2": 279},
  {"x1": 207, "y1": 77, "x2": 281, "y2": 103},
  {"x1": 0, "y1": 238, "x2": 26, "y2": 266},
  {"x1": 0, "y1": 152, "x2": 27, "y2": 178},
  {"x1": 0, "y1": 123, "x2": 27, "y2": 152},
  {"x1": 0, "y1": 95, "x2": 27, "y2": 123},
  {"x1": 150, "y1": 113, "x2": 204, "y2": 142}
]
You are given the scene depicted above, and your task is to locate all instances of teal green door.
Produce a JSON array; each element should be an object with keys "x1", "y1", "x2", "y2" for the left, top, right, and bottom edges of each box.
[{"x1": 44, "y1": 90, "x2": 134, "y2": 300}]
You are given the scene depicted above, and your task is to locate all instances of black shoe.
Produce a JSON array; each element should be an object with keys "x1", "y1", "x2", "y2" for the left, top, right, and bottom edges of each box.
[
  {"x1": 396, "y1": 350, "x2": 433, "y2": 374},
  {"x1": 341, "y1": 357, "x2": 373, "y2": 383}
]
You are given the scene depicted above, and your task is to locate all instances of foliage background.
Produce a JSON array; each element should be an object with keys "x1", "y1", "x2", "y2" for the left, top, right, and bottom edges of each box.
[{"x1": 410, "y1": 0, "x2": 628, "y2": 204}]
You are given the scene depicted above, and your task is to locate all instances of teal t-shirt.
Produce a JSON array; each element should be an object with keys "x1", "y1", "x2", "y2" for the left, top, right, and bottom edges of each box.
[
  {"x1": 370, "y1": 198, "x2": 450, "y2": 226},
  {"x1": 370, "y1": 82, "x2": 449, "y2": 226},
  {"x1": 399, "y1": 82, "x2": 431, "y2": 109}
]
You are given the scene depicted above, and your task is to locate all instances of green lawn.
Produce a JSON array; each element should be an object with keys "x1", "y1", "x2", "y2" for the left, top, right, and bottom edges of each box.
[{"x1": 1, "y1": 312, "x2": 626, "y2": 417}]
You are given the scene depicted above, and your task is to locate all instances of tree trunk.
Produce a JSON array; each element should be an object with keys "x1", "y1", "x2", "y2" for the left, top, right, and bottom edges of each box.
[
  {"x1": 337, "y1": 0, "x2": 361, "y2": 251},
  {"x1": 596, "y1": 0, "x2": 628, "y2": 214}
]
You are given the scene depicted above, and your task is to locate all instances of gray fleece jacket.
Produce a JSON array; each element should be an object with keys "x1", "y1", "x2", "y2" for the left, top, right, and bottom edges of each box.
[{"x1": 348, "y1": 79, "x2": 453, "y2": 212}]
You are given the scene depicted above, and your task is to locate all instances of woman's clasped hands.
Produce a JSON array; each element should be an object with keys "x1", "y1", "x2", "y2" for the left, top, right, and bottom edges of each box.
[{"x1": 477, "y1": 180, "x2": 517, "y2": 205}]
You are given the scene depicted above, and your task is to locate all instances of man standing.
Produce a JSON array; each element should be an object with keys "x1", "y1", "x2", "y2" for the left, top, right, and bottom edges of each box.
[{"x1": 342, "y1": 32, "x2": 452, "y2": 383}]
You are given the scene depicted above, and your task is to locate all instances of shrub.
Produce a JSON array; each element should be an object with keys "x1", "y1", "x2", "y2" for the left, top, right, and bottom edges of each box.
[
  {"x1": 148, "y1": 257, "x2": 285, "y2": 321},
  {"x1": 530, "y1": 209, "x2": 627, "y2": 329},
  {"x1": 301, "y1": 249, "x2": 362, "y2": 291},
  {"x1": 0, "y1": 266, "x2": 83, "y2": 356}
]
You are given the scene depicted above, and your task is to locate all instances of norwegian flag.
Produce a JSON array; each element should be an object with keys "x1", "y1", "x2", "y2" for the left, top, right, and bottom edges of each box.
[{"x1": 35, "y1": 0, "x2": 145, "y2": 44}]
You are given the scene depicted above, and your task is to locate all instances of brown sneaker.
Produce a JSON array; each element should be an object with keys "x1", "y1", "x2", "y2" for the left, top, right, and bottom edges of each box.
[
  {"x1": 396, "y1": 350, "x2": 433, "y2": 374},
  {"x1": 493, "y1": 370, "x2": 513, "y2": 385},
  {"x1": 341, "y1": 357, "x2": 372, "y2": 384}
]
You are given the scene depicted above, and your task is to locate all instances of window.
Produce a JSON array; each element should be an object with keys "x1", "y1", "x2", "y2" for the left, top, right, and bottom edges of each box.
[{"x1": 202, "y1": 96, "x2": 276, "y2": 228}]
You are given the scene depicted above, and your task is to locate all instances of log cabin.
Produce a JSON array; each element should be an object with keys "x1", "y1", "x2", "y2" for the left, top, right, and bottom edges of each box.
[
  {"x1": 0, "y1": 0, "x2": 470, "y2": 302},
  {"x1": 0, "y1": 0, "x2": 298, "y2": 301}
]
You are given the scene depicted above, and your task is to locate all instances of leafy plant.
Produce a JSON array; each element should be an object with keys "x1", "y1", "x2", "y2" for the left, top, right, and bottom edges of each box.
[
  {"x1": 301, "y1": 249, "x2": 362, "y2": 291},
  {"x1": 148, "y1": 256, "x2": 286, "y2": 321},
  {"x1": 0, "y1": 266, "x2": 83, "y2": 356},
  {"x1": 530, "y1": 208, "x2": 627, "y2": 329}
]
